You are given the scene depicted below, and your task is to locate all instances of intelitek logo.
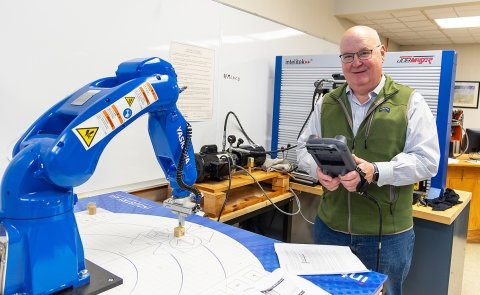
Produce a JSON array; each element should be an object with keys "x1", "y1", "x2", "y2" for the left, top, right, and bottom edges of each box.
[
  {"x1": 397, "y1": 55, "x2": 434, "y2": 64},
  {"x1": 285, "y1": 58, "x2": 312, "y2": 65},
  {"x1": 342, "y1": 273, "x2": 369, "y2": 284}
]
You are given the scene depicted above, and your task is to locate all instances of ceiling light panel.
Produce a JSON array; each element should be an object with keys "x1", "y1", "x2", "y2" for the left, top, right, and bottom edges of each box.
[{"x1": 436, "y1": 16, "x2": 480, "y2": 29}]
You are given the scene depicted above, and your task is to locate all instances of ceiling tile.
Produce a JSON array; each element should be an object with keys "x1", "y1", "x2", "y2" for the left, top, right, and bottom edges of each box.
[
  {"x1": 400, "y1": 39, "x2": 431, "y2": 45},
  {"x1": 430, "y1": 39, "x2": 453, "y2": 45},
  {"x1": 396, "y1": 14, "x2": 429, "y2": 22},
  {"x1": 426, "y1": 37, "x2": 451, "y2": 42},
  {"x1": 381, "y1": 22, "x2": 408, "y2": 30},
  {"x1": 346, "y1": 15, "x2": 374, "y2": 24},
  {"x1": 450, "y1": 36, "x2": 477, "y2": 43},
  {"x1": 468, "y1": 27, "x2": 480, "y2": 34},
  {"x1": 392, "y1": 11, "x2": 424, "y2": 18},
  {"x1": 443, "y1": 28, "x2": 473, "y2": 37},
  {"x1": 367, "y1": 24, "x2": 386, "y2": 31},
  {"x1": 364, "y1": 12, "x2": 395, "y2": 20},
  {"x1": 404, "y1": 20, "x2": 437, "y2": 29},
  {"x1": 373, "y1": 18, "x2": 402, "y2": 24},
  {"x1": 423, "y1": 7, "x2": 458, "y2": 19},
  {"x1": 387, "y1": 27, "x2": 414, "y2": 33},
  {"x1": 395, "y1": 31, "x2": 420, "y2": 38},
  {"x1": 454, "y1": 5, "x2": 480, "y2": 17},
  {"x1": 416, "y1": 30, "x2": 446, "y2": 37},
  {"x1": 339, "y1": 3, "x2": 480, "y2": 45}
]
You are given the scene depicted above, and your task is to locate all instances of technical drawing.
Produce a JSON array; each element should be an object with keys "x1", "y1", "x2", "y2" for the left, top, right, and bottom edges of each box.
[{"x1": 76, "y1": 211, "x2": 267, "y2": 294}]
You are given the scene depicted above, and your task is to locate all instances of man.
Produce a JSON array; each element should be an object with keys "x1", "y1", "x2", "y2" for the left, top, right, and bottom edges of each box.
[{"x1": 297, "y1": 26, "x2": 440, "y2": 295}]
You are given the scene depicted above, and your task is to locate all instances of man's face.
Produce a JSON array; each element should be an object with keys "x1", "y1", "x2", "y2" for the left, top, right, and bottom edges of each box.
[{"x1": 340, "y1": 35, "x2": 385, "y2": 95}]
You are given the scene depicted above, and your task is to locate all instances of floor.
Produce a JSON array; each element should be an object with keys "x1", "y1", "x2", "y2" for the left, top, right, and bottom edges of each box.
[{"x1": 462, "y1": 242, "x2": 480, "y2": 295}]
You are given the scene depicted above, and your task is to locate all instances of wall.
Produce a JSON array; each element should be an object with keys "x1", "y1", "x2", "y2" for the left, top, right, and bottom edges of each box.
[
  {"x1": 400, "y1": 44, "x2": 480, "y2": 129},
  {"x1": 0, "y1": 0, "x2": 339, "y2": 197}
]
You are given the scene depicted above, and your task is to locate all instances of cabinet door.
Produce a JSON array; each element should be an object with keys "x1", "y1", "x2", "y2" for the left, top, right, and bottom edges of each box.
[{"x1": 447, "y1": 167, "x2": 480, "y2": 234}]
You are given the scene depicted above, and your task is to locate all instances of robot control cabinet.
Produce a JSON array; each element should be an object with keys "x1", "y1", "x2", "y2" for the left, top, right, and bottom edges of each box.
[{"x1": 0, "y1": 57, "x2": 200, "y2": 294}]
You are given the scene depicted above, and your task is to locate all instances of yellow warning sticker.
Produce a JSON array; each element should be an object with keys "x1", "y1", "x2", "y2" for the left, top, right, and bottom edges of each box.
[
  {"x1": 72, "y1": 82, "x2": 159, "y2": 150},
  {"x1": 75, "y1": 127, "x2": 99, "y2": 147},
  {"x1": 125, "y1": 96, "x2": 135, "y2": 107}
]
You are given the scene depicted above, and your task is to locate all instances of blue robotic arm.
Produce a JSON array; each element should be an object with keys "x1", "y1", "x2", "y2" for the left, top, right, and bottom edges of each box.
[{"x1": 0, "y1": 57, "x2": 200, "y2": 294}]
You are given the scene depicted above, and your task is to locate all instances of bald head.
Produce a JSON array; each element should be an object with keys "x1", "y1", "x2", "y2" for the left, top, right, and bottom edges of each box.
[
  {"x1": 340, "y1": 26, "x2": 381, "y2": 50},
  {"x1": 339, "y1": 25, "x2": 385, "y2": 99}
]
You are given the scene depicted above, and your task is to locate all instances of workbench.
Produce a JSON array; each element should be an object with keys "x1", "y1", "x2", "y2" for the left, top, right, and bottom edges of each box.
[
  {"x1": 447, "y1": 154, "x2": 480, "y2": 242},
  {"x1": 75, "y1": 191, "x2": 387, "y2": 295},
  {"x1": 404, "y1": 190, "x2": 471, "y2": 295},
  {"x1": 196, "y1": 170, "x2": 294, "y2": 241}
]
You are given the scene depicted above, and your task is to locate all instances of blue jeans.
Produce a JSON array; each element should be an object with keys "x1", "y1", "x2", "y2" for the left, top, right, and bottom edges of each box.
[{"x1": 314, "y1": 216, "x2": 415, "y2": 295}]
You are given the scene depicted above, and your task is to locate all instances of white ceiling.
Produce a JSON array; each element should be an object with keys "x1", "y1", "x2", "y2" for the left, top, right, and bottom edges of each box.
[{"x1": 338, "y1": 3, "x2": 480, "y2": 46}]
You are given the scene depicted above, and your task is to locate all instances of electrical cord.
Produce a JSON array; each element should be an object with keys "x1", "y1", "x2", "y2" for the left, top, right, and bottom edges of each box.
[
  {"x1": 176, "y1": 122, "x2": 202, "y2": 202},
  {"x1": 354, "y1": 168, "x2": 383, "y2": 272},
  {"x1": 222, "y1": 111, "x2": 256, "y2": 152},
  {"x1": 221, "y1": 110, "x2": 297, "y2": 160},
  {"x1": 216, "y1": 154, "x2": 233, "y2": 221},
  {"x1": 297, "y1": 80, "x2": 325, "y2": 140},
  {"x1": 356, "y1": 189, "x2": 383, "y2": 272},
  {"x1": 289, "y1": 189, "x2": 315, "y2": 225},
  {"x1": 231, "y1": 144, "x2": 297, "y2": 156},
  {"x1": 234, "y1": 166, "x2": 302, "y2": 216},
  {"x1": 215, "y1": 155, "x2": 307, "y2": 222}
]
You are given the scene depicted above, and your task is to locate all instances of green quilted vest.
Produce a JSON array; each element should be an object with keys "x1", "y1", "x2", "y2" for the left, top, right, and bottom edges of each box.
[{"x1": 319, "y1": 75, "x2": 415, "y2": 235}]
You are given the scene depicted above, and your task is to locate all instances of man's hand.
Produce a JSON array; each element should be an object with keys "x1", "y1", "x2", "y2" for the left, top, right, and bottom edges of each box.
[
  {"x1": 339, "y1": 170, "x2": 361, "y2": 192},
  {"x1": 316, "y1": 167, "x2": 341, "y2": 191},
  {"x1": 353, "y1": 155, "x2": 376, "y2": 184},
  {"x1": 316, "y1": 155, "x2": 377, "y2": 192}
]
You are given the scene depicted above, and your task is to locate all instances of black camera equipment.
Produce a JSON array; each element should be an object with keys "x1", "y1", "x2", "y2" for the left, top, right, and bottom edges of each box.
[{"x1": 194, "y1": 143, "x2": 266, "y2": 182}]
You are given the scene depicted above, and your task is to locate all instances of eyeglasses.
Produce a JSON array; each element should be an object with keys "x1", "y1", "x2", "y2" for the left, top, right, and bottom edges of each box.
[{"x1": 339, "y1": 44, "x2": 381, "y2": 64}]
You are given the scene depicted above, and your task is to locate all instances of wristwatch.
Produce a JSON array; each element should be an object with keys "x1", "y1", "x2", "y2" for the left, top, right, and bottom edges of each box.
[{"x1": 372, "y1": 162, "x2": 379, "y2": 183}]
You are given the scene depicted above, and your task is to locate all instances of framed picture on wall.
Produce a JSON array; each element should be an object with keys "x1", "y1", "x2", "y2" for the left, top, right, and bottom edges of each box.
[{"x1": 453, "y1": 81, "x2": 480, "y2": 109}]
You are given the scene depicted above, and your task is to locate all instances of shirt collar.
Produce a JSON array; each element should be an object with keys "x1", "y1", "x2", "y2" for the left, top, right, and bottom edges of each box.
[{"x1": 346, "y1": 75, "x2": 386, "y2": 105}]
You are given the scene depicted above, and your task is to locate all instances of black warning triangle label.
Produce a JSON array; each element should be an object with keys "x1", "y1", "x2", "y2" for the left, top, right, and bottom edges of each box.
[
  {"x1": 125, "y1": 96, "x2": 135, "y2": 107},
  {"x1": 76, "y1": 127, "x2": 99, "y2": 147}
]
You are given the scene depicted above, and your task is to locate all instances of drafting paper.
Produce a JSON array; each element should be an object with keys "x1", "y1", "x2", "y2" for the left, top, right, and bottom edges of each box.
[
  {"x1": 242, "y1": 268, "x2": 331, "y2": 295},
  {"x1": 76, "y1": 211, "x2": 267, "y2": 294},
  {"x1": 274, "y1": 243, "x2": 369, "y2": 275}
]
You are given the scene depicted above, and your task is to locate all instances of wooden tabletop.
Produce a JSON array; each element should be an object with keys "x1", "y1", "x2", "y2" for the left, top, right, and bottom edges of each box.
[
  {"x1": 289, "y1": 180, "x2": 471, "y2": 225},
  {"x1": 198, "y1": 170, "x2": 292, "y2": 223},
  {"x1": 412, "y1": 190, "x2": 471, "y2": 225},
  {"x1": 449, "y1": 154, "x2": 480, "y2": 167},
  {"x1": 290, "y1": 182, "x2": 324, "y2": 196},
  {"x1": 215, "y1": 189, "x2": 292, "y2": 223}
]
